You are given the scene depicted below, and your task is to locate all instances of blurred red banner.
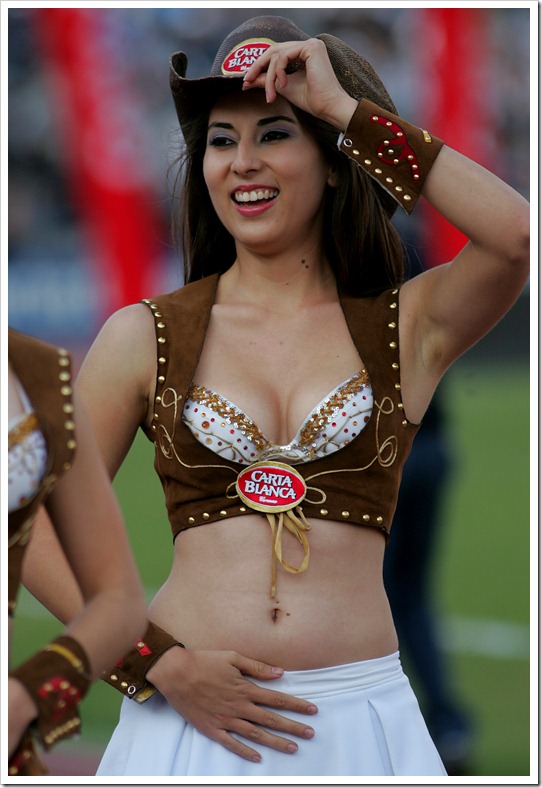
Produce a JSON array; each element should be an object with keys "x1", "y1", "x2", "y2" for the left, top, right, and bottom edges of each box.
[
  {"x1": 33, "y1": 8, "x2": 166, "y2": 317},
  {"x1": 417, "y1": 7, "x2": 495, "y2": 267}
]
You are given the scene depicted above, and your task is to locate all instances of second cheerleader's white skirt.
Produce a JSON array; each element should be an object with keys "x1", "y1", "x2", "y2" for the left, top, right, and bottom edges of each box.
[{"x1": 97, "y1": 651, "x2": 447, "y2": 778}]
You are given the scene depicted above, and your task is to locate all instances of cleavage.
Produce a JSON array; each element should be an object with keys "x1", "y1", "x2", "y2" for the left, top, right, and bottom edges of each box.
[{"x1": 194, "y1": 302, "x2": 363, "y2": 445}]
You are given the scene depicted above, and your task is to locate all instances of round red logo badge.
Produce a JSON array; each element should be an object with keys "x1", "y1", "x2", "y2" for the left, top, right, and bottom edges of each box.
[
  {"x1": 236, "y1": 461, "x2": 307, "y2": 513},
  {"x1": 221, "y1": 38, "x2": 274, "y2": 75}
]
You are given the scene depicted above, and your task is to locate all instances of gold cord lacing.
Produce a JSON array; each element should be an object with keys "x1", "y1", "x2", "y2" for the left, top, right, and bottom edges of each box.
[{"x1": 266, "y1": 506, "x2": 312, "y2": 598}]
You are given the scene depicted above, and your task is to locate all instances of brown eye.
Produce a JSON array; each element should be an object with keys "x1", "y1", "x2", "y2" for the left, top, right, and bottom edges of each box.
[
  {"x1": 208, "y1": 135, "x2": 234, "y2": 148},
  {"x1": 261, "y1": 129, "x2": 290, "y2": 143}
]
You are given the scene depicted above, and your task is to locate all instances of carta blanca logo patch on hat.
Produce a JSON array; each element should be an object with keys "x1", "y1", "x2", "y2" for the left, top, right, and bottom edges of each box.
[{"x1": 221, "y1": 38, "x2": 275, "y2": 74}]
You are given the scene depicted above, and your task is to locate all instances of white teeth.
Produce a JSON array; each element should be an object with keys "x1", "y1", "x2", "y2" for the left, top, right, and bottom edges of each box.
[{"x1": 234, "y1": 189, "x2": 278, "y2": 203}]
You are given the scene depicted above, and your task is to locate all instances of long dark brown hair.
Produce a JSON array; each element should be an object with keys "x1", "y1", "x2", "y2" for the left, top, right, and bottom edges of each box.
[{"x1": 171, "y1": 90, "x2": 406, "y2": 296}]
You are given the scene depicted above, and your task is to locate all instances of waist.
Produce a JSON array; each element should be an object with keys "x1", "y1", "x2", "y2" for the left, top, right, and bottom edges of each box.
[
  {"x1": 148, "y1": 517, "x2": 397, "y2": 668},
  {"x1": 251, "y1": 651, "x2": 404, "y2": 697}
]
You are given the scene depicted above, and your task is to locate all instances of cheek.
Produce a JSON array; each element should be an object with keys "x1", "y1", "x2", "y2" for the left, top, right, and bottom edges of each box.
[
  {"x1": 202, "y1": 155, "x2": 215, "y2": 196},
  {"x1": 202, "y1": 157, "x2": 225, "y2": 214},
  {"x1": 295, "y1": 164, "x2": 330, "y2": 207},
  {"x1": 288, "y1": 147, "x2": 331, "y2": 199}
]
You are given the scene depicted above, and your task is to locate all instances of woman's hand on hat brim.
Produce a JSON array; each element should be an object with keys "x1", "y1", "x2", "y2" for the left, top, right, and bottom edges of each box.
[{"x1": 242, "y1": 39, "x2": 357, "y2": 132}]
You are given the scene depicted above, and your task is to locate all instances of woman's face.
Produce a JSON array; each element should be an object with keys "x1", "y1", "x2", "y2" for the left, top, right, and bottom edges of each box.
[{"x1": 203, "y1": 89, "x2": 336, "y2": 257}]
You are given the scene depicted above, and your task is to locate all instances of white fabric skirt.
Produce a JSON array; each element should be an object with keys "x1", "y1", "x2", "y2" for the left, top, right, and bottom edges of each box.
[{"x1": 97, "y1": 651, "x2": 446, "y2": 778}]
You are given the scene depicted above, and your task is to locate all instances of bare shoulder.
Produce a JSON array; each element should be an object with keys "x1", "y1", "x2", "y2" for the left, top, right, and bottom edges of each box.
[
  {"x1": 82, "y1": 303, "x2": 156, "y2": 379},
  {"x1": 77, "y1": 303, "x2": 157, "y2": 431},
  {"x1": 94, "y1": 302, "x2": 156, "y2": 352}
]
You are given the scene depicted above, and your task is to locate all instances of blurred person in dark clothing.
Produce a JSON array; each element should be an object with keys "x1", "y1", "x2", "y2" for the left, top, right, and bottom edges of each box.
[
  {"x1": 384, "y1": 390, "x2": 473, "y2": 774},
  {"x1": 382, "y1": 248, "x2": 473, "y2": 774}
]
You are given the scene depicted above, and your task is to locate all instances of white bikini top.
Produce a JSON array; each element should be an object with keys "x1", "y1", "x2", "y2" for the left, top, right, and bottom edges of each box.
[
  {"x1": 8, "y1": 385, "x2": 48, "y2": 514},
  {"x1": 182, "y1": 369, "x2": 373, "y2": 466}
]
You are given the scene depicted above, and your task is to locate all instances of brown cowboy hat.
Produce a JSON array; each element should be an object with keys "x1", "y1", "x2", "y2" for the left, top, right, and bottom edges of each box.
[{"x1": 170, "y1": 15, "x2": 399, "y2": 216}]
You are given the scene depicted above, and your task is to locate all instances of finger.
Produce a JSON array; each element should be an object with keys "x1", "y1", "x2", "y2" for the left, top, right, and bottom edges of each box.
[
  {"x1": 242, "y1": 72, "x2": 265, "y2": 91},
  {"x1": 252, "y1": 686, "x2": 318, "y2": 717},
  {"x1": 276, "y1": 51, "x2": 299, "y2": 84},
  {"x1": 243, "y1": 51, "x2": 271, "y2": 84},
  {"x1": 243, "y1": 45, "x2": 297, "y2": 99},
  {"x1": 271, "y1": 53, "x2": 292, "y2": 90},
  {"x1": 267, "y1": 51, "x2": 302, "y2": 102},
  {"x1": 233, "y1": 656, "x2": 318, "y2": 715},
  {"x1": 251, "y1": 708, "x2": 316, "y2": 741},
  {"x1": 214, "y1": 729, "x2": 263, "y2": 763},
  {"x1": 234, "y1": 655, "x2": 286, "y2": 680},
  {"x1": 264, "y1": 56, "x2": 280, "y2": 103},
  {"x1": 231, "y1": 719, "x2": 302, "y2": 755}
]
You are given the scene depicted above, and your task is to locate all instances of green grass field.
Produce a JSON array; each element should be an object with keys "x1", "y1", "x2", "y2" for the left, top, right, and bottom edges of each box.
[{"x1": 11, "y1": 359, "x2": 531, "y2": 777}]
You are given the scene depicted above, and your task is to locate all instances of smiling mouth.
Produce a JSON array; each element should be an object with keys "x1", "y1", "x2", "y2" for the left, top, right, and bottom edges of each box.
[{"x1": 233, "y1": 189, "x2": 279, "y2": 204}]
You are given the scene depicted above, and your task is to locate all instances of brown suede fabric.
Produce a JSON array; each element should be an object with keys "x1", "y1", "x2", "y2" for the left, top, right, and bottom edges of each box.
[
  {"x1": 8, "y1": 329, "x2": 77, "y2": 615},
  {"x1": 103, "y1": 275, "x2": 421, "y2": 703},
  {"x1": 339, "y1": 98, "x2": 444, "y2": 214},
  {"x1": 101, "y1": 621, "x2": 183, "y2": 703},
  {"x1": 140, "y1": 274, "x2": 419, "y2": 540},
  {"x1": 10, "y1": 635, "x2": 91, "y2": 751},
  {"x1": 8, "y1": 731, "x2": 48, "y2": 777}
]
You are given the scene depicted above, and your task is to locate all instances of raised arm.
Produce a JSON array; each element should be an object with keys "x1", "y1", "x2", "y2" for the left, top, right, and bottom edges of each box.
[
  {"x1": 244, "y1": 38, "x2": 530, "y2": 421},
  {"x1": 398, "y1": 145, "x2": 529, "y2": 419}
]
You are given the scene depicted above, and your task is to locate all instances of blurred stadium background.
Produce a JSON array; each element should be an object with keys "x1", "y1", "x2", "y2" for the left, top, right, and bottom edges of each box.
[{"x1": 7, "y1": 4, "x2": 533, "y2": 779}]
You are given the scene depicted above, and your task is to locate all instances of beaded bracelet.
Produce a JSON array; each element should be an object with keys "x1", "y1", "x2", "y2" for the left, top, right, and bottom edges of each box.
[{"x1": 8, "y1": 731, "x2": 48, "y2": 777}]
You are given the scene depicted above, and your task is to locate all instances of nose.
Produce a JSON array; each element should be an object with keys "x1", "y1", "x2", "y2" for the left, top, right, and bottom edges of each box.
[{"x1": 232, "y1": 139, "x2": 261, "y2": 175}]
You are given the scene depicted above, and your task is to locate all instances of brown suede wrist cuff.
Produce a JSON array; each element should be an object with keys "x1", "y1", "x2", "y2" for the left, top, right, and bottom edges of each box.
[
  {"x1": 10, "y1": 635, "x2": 91, "y2": 751},
  {"x1": 102, "y1": 620, "x2": 184, "y2": 703},
  {"x1": 8, "y1": 730, "x2": 48, "y2": 777},
  {"x1": 339, "y1": 98, "x2": 444, "y2": 214}
]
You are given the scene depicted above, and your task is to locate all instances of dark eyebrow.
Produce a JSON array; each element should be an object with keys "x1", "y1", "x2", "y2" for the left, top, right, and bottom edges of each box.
[
  {"x1": 257, "y1": 115, "x2": 296, "y2": 127},
  {"x1": 207, "y1": 115, "x2": 296, "y2": 132}
]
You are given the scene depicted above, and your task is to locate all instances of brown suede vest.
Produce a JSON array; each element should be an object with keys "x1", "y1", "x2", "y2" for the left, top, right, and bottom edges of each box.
[
  {"x1": 8, "y1": 329, "x2": 77, "y2": 614},
  {"x1": 141, "y1": 274, "x2": 419, "y2": 541}
]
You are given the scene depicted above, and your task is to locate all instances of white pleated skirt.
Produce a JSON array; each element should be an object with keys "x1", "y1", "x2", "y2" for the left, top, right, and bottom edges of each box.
[{"x1": 97, "y1": 651, "x2": 446, "y2": 778}]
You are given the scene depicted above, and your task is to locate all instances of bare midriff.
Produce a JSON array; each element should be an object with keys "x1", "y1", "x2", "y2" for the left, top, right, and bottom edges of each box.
[{"x1": 147, "y1": 514, "x2": 398, "y2": 671}]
